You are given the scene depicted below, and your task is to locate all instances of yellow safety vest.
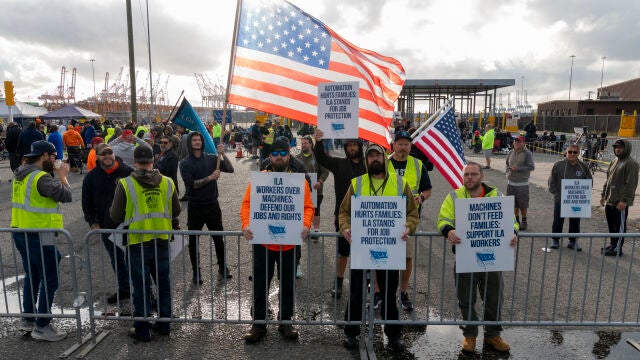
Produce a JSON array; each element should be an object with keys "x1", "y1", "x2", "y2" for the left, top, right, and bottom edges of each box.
[
  {"x1": 351, "y1": 173, "x2": 406, "y2": 197},
  {"x1": 120, "y1": 176, "x2": 174, "y2": 245},
  {"x1": 264, "y1": 128, "x2": 275, "y2": 145},
  {"x1": 388, "y1": 156, "x2": 422, "y2": 194},
  {"x1": 11, "y1": 170, "x2": 63, "y2": 229}
]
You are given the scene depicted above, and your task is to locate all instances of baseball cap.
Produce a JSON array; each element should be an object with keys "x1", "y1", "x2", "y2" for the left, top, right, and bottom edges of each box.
[
  {"x1": 514, "y1": 135, "x2": 525, "y2": 142},
  {"x1": 394, "y1": 130, "x2": 412, "y2": 142},
  {"x1": 24, "y1": 140, "x2": 57, "y2": 158},
  {"x1": 271, "y1": 136, "x2": 290, "y2": 152},
  {"x1": 365, "y1": 143, "x2": 385, "y2": 156},
  {"x1": 91, "y1": 137, "x2": 104, "y2": 146},
  {"x1": 122, "y1": 129, "x2": 134, "y2": 137},
  {"x1": 95, "y1": 143, "x2": 112, "y2": 155},
  {"x1": 133, "y1": 145, "x2": 154, "y2": 163},
  {"x1": 613, "y1": 139, "x2": 625, "y2": 147}
]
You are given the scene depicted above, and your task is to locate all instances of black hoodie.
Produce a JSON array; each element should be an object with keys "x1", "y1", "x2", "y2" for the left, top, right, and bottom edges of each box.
[
  {"x1": 179, "y1": 131, "x2": 234, "y2": 204},
  {"x1": 82, "y1": 157, "x2": 134, "y2": 228}
]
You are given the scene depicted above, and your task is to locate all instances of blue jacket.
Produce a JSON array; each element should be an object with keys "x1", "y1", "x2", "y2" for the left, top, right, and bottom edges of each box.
[{"x1": 47, "y1": 131, "x2": 64, "y2": 160}]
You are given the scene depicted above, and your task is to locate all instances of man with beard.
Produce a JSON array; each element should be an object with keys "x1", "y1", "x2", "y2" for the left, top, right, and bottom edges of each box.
[
  {"x1": 313, "y1": 129, "x2": 366, "y2": 298},
  {"x1": 437, "y1": 162, "x2": 518, "y2": 353},
  {"x1": 240, "y1": 136, "x2": 314, "y2": 343},
  {"x1": 338, "y1": 144, "x2": 419, "y2": 352},
  {"x1": 387, "y1": 130, "x2": 432, "y2": 312},
  {"x1": 11, "y1": 140, "x2": 72, "y2": 341},
  {"x1": 155, "y1": 135, "x2": 179, "y2": 194},
  {"x1": 179, "y1": 131, "x2": 234, "y2": 284},
  {"x1": 82, "y1": 143, "x2": 135, "y2": 304}
]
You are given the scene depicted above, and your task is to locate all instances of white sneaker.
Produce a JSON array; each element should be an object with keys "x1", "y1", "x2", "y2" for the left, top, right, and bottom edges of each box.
[
  {"x1": 31, "y1": 324, "x2": 67, "y2": 342},
  {"x1": 296, "y1": 265, "x2": 303, "y2": 279},
  {"x1": 17, "y1": 318, "x2": 35, "y2": 332}
]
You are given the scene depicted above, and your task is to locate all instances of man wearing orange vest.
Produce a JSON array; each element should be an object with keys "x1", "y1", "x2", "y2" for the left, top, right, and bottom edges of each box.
[{"x1": 240, "y1": 137, "x2": 314, "y2": 343}]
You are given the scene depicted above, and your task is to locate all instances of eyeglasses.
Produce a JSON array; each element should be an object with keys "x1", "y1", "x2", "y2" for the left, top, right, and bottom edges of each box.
[
  {"x1": 98, "y1": 149, "x2": 114, "y2": 156},
  {"x1": 270, "y1": 150, "x2": 289, "y2": 157},
  {"x1": 567, "y1": 151, "x2": 579, "y2": 154}
]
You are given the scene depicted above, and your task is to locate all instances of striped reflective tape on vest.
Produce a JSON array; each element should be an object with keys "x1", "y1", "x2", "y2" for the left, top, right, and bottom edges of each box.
[
  {"x1": 122, "y1": 177, "x2": 173, "y2": 226},
  {"x1": 11, "y1": 171, "x2": 60, "y2": 214}
]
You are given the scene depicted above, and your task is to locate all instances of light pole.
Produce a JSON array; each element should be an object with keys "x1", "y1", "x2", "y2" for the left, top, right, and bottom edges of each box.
[
  {"x1": 599, "y1": 56, "x2": 606, "y2": 98},
  {"x1": 568, "y1": 55, "x2": 575, "y2": 101},
  {"x1": 90, "y1": 59, "x2": 96, "y2": 112}
]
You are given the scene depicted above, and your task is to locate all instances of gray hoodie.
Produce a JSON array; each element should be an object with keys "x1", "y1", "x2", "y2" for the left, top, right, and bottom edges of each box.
[
  {"x1": 13, "y1": 164, "x2": 72, "y2": 204},
  {"x1": 602, "y1": 138, "x2": 640, "y2": 206},
  {"x1": 109, "y1": 136, "x2": 151, "y2": 167}
]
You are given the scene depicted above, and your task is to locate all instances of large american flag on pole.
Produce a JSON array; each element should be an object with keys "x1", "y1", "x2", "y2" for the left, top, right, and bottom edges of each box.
[
  {"x1": 412, "y1": 107, "x2": 467, "y2": 189},
  {"x1": 228, "y1": 0, "x2": 406, "y2": 148}
]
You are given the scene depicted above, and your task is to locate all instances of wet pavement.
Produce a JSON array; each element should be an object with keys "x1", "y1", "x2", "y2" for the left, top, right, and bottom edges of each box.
[{"x1": 0, "y1": 143, "x2": 639, "y2": 359}]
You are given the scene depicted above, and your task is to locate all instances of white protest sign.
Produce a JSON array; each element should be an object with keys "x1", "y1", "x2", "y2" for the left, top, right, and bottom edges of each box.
[
  {"x1": 560, "y1": 179, "x2": 592, "y2": 218},
  {"x1": 454, "y1": 196, "x2": 515, "y2": 273},
  {"x1": 308, "y1": 173, "x2": 318, "y2": 208},
  {"x1": 317, "y1": 81, "x2": 359, "y2": 138},
  {"x1": 350, "y1": 196, "x2": 406, "y2": 270},
  {"x1": 249, "y1": 171, "x2": 305, "y2": 245}
]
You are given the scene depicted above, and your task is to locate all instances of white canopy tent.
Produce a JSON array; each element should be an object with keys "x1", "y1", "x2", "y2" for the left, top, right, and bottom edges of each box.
[{"x1": 0, "y1": 100, "x2": 48, "y2": 120}]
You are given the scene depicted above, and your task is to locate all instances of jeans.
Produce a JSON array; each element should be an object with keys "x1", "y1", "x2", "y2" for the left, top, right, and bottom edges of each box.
[
  {"x1": 551, "y1": 202, "x2": 581, "y2": 243},
  {"x1": 128, "y1": 240, "x2": 171, "y2": 336},
  {"x1": 605, "y1": 205, "x2": 629, "y2": 249},
  {"x1": 101, "y1": 233, "x2": 130, "y2": 293},
  {"x1": 455, "y1": 266, "x2": 503, "y2": 338},
  {"x1": 344, "y1": 269, "x2": 401, "y2": 339},
  {"x1": 252, "y1": 245, "x2": 295, "y2": 327},
  {"x1": 187, "y1": 202, "x2": 227, "y2": 274},
  {"x1": 13, "y1": 232, "x2": 61, "y2": 327}
]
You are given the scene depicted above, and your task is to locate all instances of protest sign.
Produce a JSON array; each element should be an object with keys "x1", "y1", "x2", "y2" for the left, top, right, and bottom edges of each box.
[
  {"x1": 560, "y1": 179, "x2": 592, "y2": 218},
  {"x1": 317, "y1": 81, "x2": 359, "y2": 138},
  {"x1": 454, "y1": 196, "x2": 515, "y2": 273},
  {"x1": 249, "y1": 171, "x2": 305, "y2": 245},
  {"x1": 351, "y1": 196, "x2": 406, "y2": 269}
]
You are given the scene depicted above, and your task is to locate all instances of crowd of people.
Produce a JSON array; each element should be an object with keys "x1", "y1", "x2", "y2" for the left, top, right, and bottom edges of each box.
[{"x1": 5, "y1": 116, "x2": 639, "y2": 354}]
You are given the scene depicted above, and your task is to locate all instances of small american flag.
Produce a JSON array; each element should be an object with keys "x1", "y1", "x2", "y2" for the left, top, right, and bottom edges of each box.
[
  {"x1": 228, "y1": 0, "x2": 405, "y2": 148},
  {"x1": 412, "y1": 107, "x2": 467, "y2": 189}
]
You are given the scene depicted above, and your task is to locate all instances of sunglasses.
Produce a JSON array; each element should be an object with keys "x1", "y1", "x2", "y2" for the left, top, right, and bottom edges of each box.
[
  {"x1": 98, "y1": 149, "x2": 114, "y2": 156},
  {"x1": 270, "y1": 150, "x2": 289, "y2": 157},
  {"x1": 567, "y1": 150, "x2": 579, "y2": 154}
]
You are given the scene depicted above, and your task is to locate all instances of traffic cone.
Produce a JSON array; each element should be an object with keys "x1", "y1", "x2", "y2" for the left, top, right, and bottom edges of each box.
[{"x1": 236, "y1": 147, "x2": 244, "y2": 158}]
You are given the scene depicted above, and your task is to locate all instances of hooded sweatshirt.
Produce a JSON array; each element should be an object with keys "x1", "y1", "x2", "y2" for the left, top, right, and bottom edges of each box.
[
  {"x1": 601, "y1": 138, "x2": 639, "y2": 206},
  {"x1": 313, "y1": 140, "x2": 366, "y2": 216},
  {"x1": 109, "y1": 136, "x2": 151, "y2": 167},
  {"x1": 179, "y1": 131, "x2": 234, "y2": 204},
  {"x1": 82, "y1": 158, "x2": 134, "y2": 228},
  {"x1": 548, "y1": 158, "x2": 592, "y2": 203},
  {"x1": 13, "y1": 163, "x2": 72, "y2": 204},
  {"x1": 110, "y1": 168, "x2": 181, "y2": 229},
  {"x1": 104, "y1": 127, "x2": 115, "y2": 144}
]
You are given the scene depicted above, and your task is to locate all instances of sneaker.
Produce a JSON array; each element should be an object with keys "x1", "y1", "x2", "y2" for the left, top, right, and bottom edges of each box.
[
  {"x1": 151, "y1": 322, "x2": 170, "y2": 336},
  {"x1": 400, "y1": 292, "x2": 413, "y2": 311},
  {"x1": 17, "y1": 318, "x2": 35, "y2": 332},
  {"x1": 550, "y1": 241, "x2": 560, "y2": 250},
  {"x1": 600, "y1": 245, "x2": 612, "y2": 253},
  {"x1": 461, "y1": 336, "x2": 476, "y2": 353},
  {"x1": 567, "y1": 242, "x2": 582, "y2": 252},
  {"x1": 519, "y1": 221, "x2": 528, "y2": 231},
  {"x1": 244, "y1": 325, "x2": 267, "y2": 343},
  {"x1": 603, "y1": 248, "x2": 623, "y2": 257},
  {"x1": 373, "y1": 292, "x2": 382, "y2": 310},
  {"x1": 278, "y1": 324, "x2": 299, "y2": 340},
  {"x1": 484, "y1": 335, "x2": 510, "y2": 352},
  {"x1": 388, "y1": 335, "x2": 406, "y2": 352},
  {"x1": 296, "y1": 265, "x2": 303, "y2": 279},
  {"x1": 31, "y1": 324, "x2": 67, "y2": 342},
  {"x1": 343, "y1": 334, "x2": 358, "y2": 350},
  {"x1": 218, "y1": 267, "x2": 233, "y2": 279},
  {"x1": 128, "y1": 327, "x2": 152, "y2": 342},
  {"x1": 107, "y1": 290, "x2": 131, "y2": 304}
]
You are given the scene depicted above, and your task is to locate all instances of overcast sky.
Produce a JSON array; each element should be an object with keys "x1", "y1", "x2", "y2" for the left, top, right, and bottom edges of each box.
[{"x1": 1, "y1": 0, "x2": 639, "y2": 112}]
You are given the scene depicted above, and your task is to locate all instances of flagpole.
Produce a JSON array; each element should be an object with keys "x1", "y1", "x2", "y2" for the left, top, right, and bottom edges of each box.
[
  {"x1": 410, "y1": 97, "x2": 454, "y2": 140},
  {"x1": 166, "y1": 90, "x2": 185, "y2": 122},
  {"x1": 221, "y1": 0, "x2": 243, "y2": 133}
]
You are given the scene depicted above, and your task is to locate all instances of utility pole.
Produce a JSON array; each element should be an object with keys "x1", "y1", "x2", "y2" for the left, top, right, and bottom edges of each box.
[
  {"x1": 599, "y1": 56, "x2": 606, "y2": 98},
  {"x1": 568, "y1": 55, "x2": 575, "y2": 101},
  {"x1": 126, "y1": 0, "x2": 137, "y2": 123},
  {"x1": 90, "y1": 59, "x2": 97, "y2": 113}
]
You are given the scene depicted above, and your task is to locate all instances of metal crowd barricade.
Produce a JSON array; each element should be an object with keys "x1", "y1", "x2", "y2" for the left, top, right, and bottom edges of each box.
[
  {"x1": 0, "y1": 228, "x2": 85, "y2": 358},
  {"x1": 80, "y1": 229, "x2": 365, "y2": 356}
]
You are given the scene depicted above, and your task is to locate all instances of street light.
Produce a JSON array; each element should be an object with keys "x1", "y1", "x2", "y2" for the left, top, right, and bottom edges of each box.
[
  {"x1": 90, "y1": 59, "x2": 96, "y2": 112},
  {"x1": 568, "y1": 55, "x2": 575, "y2": 101},
  {"x1": 600, "y1": 56, "x2": 606, "y2": 98}
]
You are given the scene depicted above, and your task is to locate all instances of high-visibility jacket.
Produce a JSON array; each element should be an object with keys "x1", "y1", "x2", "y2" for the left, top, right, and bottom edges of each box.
[
  {"x1": 437, "y1": 183, "x2": 520, "y2": 233},
  {"x1": 120, "y1": 176, "x2": 174, "y2": 245},
  {"x1": 264, "y1": 128, "x2": 275, "y2": 145},
  {"x1": 212, "y1": 124, "x2": 222, "y2": 139},
  {"x1": 11, "y1": 170, "x2": 63, "y2": 229},
  {"x1": 480, "y1": 129, "x2": 495, "y2": 150},
  {"x1": 387, "y1": 156, "x2": 422, "y2": 194},
  {"x1": 351, "y1": 173, "x2": 407, "y2": 197}
]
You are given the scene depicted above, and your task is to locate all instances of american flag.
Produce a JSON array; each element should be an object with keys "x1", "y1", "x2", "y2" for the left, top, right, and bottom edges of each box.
[
  {"x1": 412, "y1": 107, "x2": 467, "y2": 189},
  {"x1": 228, "y1": 0, "x2": 405, "y2": 148}
]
